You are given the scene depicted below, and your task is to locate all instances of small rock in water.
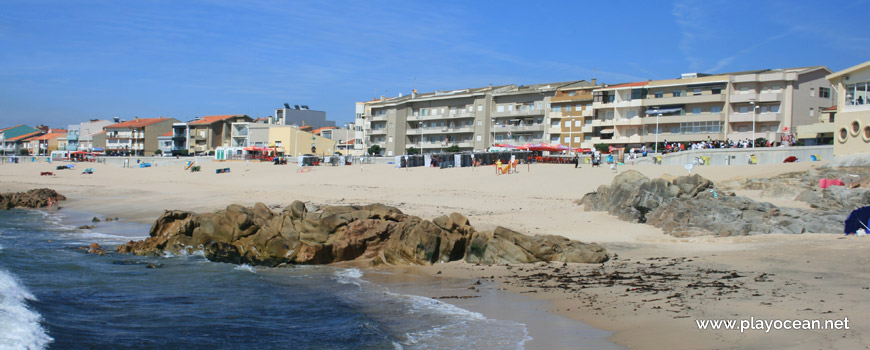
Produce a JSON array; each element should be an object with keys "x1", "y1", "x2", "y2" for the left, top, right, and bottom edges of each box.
[
  {"x1": 78, "y1": 225, "x2": 95, "y2": 230},
  {"x1": 146, "y1": 263, "x2": 163, "y2": 269},
  {"x1": 87, "y1": 243, "x2": 107, "y2": 255},
  {"x1": 105, "y1": 217, "x2": 114, "y2": 222},
  {"x1": 92, "y1": 217, "x2": 101, "y2": 223}
]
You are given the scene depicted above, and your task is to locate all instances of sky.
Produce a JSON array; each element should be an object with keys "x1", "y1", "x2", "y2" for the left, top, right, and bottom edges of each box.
[{"x1": 1, "y1": 0, "x2": 869, "y2": 128}]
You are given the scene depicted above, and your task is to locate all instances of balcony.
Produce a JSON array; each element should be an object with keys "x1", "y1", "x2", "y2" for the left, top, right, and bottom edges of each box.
[
  {"x1": 369, "y1": 129, "x2": 387, "y2": 135},
  {"x1": 728, "y1": 113, "x2": 754, "y2": 123},
  {"x1": 582, "y1": 109, "x2": 594, "y2": 117},
  {"x1": 757, "y1": 92, "x2": 782, "y2": 102},
  {"x1": 492, "y1": 124, "x2": 546, "y2": 133},
  {"x1": 491, "y1": 107, "x2": 545, "y2": 117},
  {"x1": 548, "y1": 127, "x2": 562, "y2": 135},
  {"x1": 370, "y1": 115, "x2": 388, "y2": 122},
  {"x1": 410, "y1": 126, "x2": 475, "y2": 135},
  {"x1": 608, "y1": 99, "x2": 644, "y2": 108},
  {"x1": 612, "y1": 135, "x2": 643, "y2": 143},
  {"x1": 647, "y1": 93, "x2": 726, "y2": 105},
  {"x1": 757, "y1": 112, "x2": 783, "y2": 123},
  {"x1": 729, "y1": 93, "x2": 757, "y2": 103},
  {"x1": 581, "y1": 125, "x2": 594, "y2": 133},
  {"x1": 643, "y1": 113, "x2": 726, "y2": 125},
  {"x1": 613, "y1": 118, "x2": 643, "y2": 126}
]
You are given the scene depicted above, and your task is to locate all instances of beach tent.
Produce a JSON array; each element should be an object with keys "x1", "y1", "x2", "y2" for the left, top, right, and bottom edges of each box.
[{"x1": 845, "y1": 206, "x2": 870, "y2": 235}]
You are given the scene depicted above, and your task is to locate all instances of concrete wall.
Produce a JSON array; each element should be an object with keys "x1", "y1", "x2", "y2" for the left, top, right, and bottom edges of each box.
[{"x1": 645, "y1": 145, "x2": 833, "y2": 166}]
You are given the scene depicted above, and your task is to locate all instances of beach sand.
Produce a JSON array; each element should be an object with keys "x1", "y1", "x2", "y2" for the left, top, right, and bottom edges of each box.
[{"x1": 2, "y1": 159, "x2": 867, "y2": 349}]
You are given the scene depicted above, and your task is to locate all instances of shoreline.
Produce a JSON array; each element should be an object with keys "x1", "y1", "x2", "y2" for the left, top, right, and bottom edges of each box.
[
  {"x1": 2, "y1": 160, "x2": 868, "y2": 349},
  {"x1": 29, "y1": 205, "x2": 618, "y2": 349}
]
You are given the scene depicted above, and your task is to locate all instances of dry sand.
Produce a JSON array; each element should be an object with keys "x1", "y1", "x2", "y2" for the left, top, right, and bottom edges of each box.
[{"x1": 1, "y1": 158, "x2": 867, "y2": 349}]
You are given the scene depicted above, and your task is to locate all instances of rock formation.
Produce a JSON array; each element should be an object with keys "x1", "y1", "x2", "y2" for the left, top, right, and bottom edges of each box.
[
  {"x1": 579, "y1": 170, "x2": 846, "y2": 236},
  {"x1": 117, "y1": 201, "x2": 609, "y2": 266},
  {"x1": 0, "y1": 188, "x2": 65, "y2": 210}
]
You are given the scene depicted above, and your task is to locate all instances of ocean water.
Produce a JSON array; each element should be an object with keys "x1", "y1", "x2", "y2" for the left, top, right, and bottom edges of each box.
[{"x1": 0, "y1": 209, "x2": 541, "y2": 350}]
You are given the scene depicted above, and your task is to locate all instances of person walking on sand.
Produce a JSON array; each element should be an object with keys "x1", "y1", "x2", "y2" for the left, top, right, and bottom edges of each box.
[
  {"x1": 496, "y1": 159, "x2": 502, "y2": 175},
  {"x1": 573, "y1": 154, "x2": 579, "y2": 168}
]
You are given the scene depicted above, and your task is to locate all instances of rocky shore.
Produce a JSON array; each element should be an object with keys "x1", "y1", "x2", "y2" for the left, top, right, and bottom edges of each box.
[
  {"x1": 578, "y1": 170, "x2": 857, "y2": 236},
  {"x1": 0, "y1": 188, "x2": 65, "y2": 210},
  {"x1": 117, "y1": 201, "x2": 609, "y2": 266}
]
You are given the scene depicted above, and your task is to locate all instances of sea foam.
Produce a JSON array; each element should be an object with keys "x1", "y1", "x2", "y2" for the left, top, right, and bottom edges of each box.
[{"x1": 0, "y1": 269, "x2": 52, "y2": 349}]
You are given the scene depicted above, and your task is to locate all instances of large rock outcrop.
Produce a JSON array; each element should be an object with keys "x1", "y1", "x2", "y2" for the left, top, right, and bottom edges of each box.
[
  {"x1": 117, "y1": 201, "x2": 608, "y2": 266},
  {"x1": 0, "y1": 188, "x2": 65, "y2": 210},
  {"x1": 579, "y1": 171, "x2": 845, "y2": 236}
]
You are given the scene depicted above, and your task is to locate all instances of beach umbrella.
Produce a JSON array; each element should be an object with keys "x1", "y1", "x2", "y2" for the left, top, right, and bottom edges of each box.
[{"x1": 844, "y1": 206, "x2": 870, "y2": 235}]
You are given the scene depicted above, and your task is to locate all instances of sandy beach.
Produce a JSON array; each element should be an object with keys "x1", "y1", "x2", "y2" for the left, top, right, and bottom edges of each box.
[{"x1": 1, "y1": 158, "x2": 866, "y2": 349}]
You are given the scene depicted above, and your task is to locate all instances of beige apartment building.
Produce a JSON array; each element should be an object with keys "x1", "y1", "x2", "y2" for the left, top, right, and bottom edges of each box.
[
  {"x1": 584, "y1": 66, "x2": 832, "y2": 149},
  {"x1": 826, "y1": 60, "x2": 870, "y2": 156}
]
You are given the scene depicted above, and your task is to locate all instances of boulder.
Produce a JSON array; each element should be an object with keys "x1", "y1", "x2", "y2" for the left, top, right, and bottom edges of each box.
[
  {"x1": 0, "y1": 188, "x2": 66, "y2": 210},
  {"x1": 581, "y1": 172, "x2": 848, "y2": 236},
  {"x1": 118, "y1": 202, "x2": 608, "y2": 266}
]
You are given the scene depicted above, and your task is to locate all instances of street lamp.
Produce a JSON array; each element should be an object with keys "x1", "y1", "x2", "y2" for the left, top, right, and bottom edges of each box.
[
  {"x1": 749, "y1": 100, "x2": 759, "y2": 147},
  {"x1": 654, "y1": 113, "x2": 662, "y2": 154}
]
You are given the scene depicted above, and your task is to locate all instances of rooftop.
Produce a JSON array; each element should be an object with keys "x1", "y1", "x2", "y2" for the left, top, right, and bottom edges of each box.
[
  {"x1": 189, "y1": 115, "x2": 248, "y2": 125},
  {"x1": 105, "y1": 118, "x2": 173, "y2": 129}
]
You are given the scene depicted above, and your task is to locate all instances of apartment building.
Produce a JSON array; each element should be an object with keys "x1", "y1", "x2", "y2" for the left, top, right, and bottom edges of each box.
[
  {"x1": 826, "y1": 60, "x2": 870, "y2": 156},
  {"x1": 362, "y1": 82, "x2": 580, "y2": 156},
  {"x1": 365, "y1": 86, "x2": 496, "y2": 156},
  {"x1": 548, "y1": 81, "x2": 598, "y2": 148},
  {"x1": 588, "y1": 81, "x2": 648, "y2": 147},
  {"x1": 584, "y1": 66, "x2": 833, "y2": 149},
  {"x1": 642, "y1": 74, "x2": 729, "y2": 145},
  {"x1": 726, "y1": 66, "x2": 833, "y2": 143},
  {"x1": 103, "y1": 117, "x2": 178, "y2": 156},
  {"x1": 187, "y1": 115, "x2": 254, "y2": 154},
  {"x1": 66, "y1": 120, "x2": 114, "y2": 152},
  {"x1": 273, "y1": 104, "x2": 335, "y2": 129},
  {"x1": 170, "y1": 123, "x2": 189, "y2": 156}
]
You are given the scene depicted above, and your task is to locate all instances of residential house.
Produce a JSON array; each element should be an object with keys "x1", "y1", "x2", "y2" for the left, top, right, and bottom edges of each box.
[
  {"x1": 590, "y1": 81, "x2": 648, "y2": 147},
  {"x1": 0, "y1": 125, "x2": 38, "y2": 155},
  {"x1": 187, "y1": 115, "x2": 254, "y2": 154},
  {"x1": 170, "y1": 123, "x2": 189, "y2": 156},
  {"x1": 826, "y1": 60, "x2": 870, "y2": 156},
  {"x1": 158, "y1": 132, "x2": 173, "y2": 155},
  {"x1": 103, "y1": 117, "x2": 178, "y2": 156},
  {"x1": 4, "y1": 131, "x2": 43, "y2": 155},
  {"x1": 235, "y1": 123, "x2": 337, "y2": 157},
  {"x1": 29, "y1": 132, "x2": 65, "y2": 156}
]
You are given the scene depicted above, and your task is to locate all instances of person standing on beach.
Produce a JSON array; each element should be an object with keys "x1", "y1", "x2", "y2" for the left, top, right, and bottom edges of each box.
[
  {"x1": 573, "y1": 154, "x2": 579, "y2": 168},
  {"x1": 496, "y1": 159, "x2": 502, "y2": 175}
]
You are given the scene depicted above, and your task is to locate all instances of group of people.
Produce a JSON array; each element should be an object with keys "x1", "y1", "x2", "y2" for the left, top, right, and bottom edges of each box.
[{"x1": 661, "y1": 137, "x2": 794, "y2": 154}]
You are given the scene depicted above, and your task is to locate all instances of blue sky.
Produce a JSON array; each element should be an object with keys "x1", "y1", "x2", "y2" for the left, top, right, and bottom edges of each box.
[{"x1": 1, "y1": 0, "x2": 868, "y2": 128}]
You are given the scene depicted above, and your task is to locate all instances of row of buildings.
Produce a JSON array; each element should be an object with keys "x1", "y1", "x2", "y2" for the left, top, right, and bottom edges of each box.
[
  {"x1": 353, "y1": 64, "x2": 864, "y2": 156},
  {"x1": 0, "y1": 105, "x2": 353, "y2": 157}
]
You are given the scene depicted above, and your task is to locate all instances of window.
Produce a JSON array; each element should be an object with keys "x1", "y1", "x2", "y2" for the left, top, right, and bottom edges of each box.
[
  {"x1": 388, "y1": 136, "x2": 393, "y2": 143},
  {"x1": 654, "y1": 91, "x2": 663, "y2": 98},
  {"x1": 476, "y1": 135, "x2": 482, "y2": 141},
  {"x1": 711, "y1": 106, "x2": 721, "y2": 113},
  {"x1": 497, "y1": 105, "x2": 505, "y2": 112},
  {"x1": 809, "y1": 108, "x2": 814, "y2": 117},
  {"x1": 769, "y1": 105, "x2": 780, "y2": 113},
  {"x1": 567, "y1": 91, "x2": 577, "y2": 96},
  {"x1": 477, "y1": 120, "x2": 482, "y2": 126},
  {"x1": 573, "y1": 136, "x2": 581, "y2": 143},
  {"x1": 552, "y1": 105, "x2": 562, "y2": 112},
  {"x1": 846, "y1": 82, "x2": 869, "y2": 105},
  {"x1": 574, "y1": 120, "x2": 582, "y2": 127},
  {"x1": 673, "y1": 90, "x2": 682, "y2": 97},
  {"x1": 691, "y1": 107, "x2": 701, "y2": 115},
  {"x1": 738, "y1": 106, "x2": 750, "y2": 113},
  {"x1": 564, "y1": 121, "x2": 571, "y2": 127},
  {"x1": 576, "y1": 105, "x2": 583, "y2": 111},
  {"x1": 564, "y1": 137, "x2": 570, "y2": 143},
  {"x1": 631, "y1": 89, "x2": 645, "y2": 100},
  {"x1": 507, "y1": 105, "x2": 514, "y2": 111},
  {"x1": 551, "y1": 120, "x2": 559, "y2": 127},
  {"x1": 477, "y1": 105, "x2": 483, "y2": 111},
  {"x1": 712, "y1": 87, "x2": 722, "y2": 95},
  {"x1": 810, "y1": 88, "x2": 815, "y2": 97},
  {"x1": 820, "y1": 87, "x2": 831, "y2": 98},
  {"x1": 537, "y1": 102, "x2": 543, "y2": 109},
  {"x1": 693, "y1": 88, "x2": 702, "y2": 96}
]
